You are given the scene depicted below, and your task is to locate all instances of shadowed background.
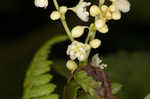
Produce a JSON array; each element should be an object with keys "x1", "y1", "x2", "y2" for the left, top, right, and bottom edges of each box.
[{"x1": 0, "y1": 0, "x2": 150, "y2": 99}]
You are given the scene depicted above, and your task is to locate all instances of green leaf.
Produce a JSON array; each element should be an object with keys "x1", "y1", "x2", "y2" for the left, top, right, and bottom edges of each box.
[
  {"x1": 22, "y1": 35, "x2": 68, "y2": 99},
  {"x1": 64, "y1": 81, "x2": 80, "y2": 99},
  {"x1": 78, "y1": 92, "x2": 102, "y2": 99},
  {"x1": 32, "y1": 74, "x2": 53, "y2": 87},
  {"x1": 111, "y1": 83, "x2": 123, "y2": 95},
  {"x1": 30, "y1": 84, "x2": 56, "y2": 98},
  {"x1": 74, "y1": 71, "x2": 102, "y2": 96},
  {"x1": 34, "y1": 94, "x2": 59, "y2": 99}
]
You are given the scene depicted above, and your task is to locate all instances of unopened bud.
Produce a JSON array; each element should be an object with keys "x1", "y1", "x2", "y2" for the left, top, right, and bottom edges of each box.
[
  {"x1": 90, "y1": 39, "x2": 102, "y2": 49},
  {"x1": 34, "y1": 0, "x2": 48, "y2": 8},
  {"x1": 71, "y1": 26, "x2": 86, "y2": 38},
  {"x1": 95, "y1": 19, "x2": 105, "y2": 29},
  {"x1": 66, "y1": 60, "x2": 78, "y2": 71},
  {"x1": 101, "y1": 5, "x2": 108, "y2": 12},
  {"x1": 60, "y1": 6, "x2": 68, "y2": 14},
  {"x1": 106, "y1": 12, "x2": 112, "y2": 20},
  {"x1": 98, "y1": 24, "x2": 108, "y2": 34},
  {"x1": 90, "y1": 5, "x2": 101, "y2": 17},
  {"x1": 112, "y1": 11, "x2": 121, "y2": 20},
  {"x1": 99, "y1": 0, "x2": 105, "y2": 5},
  {"x1": 110, "y1": 0, "x2": 116, "y2": 2},
  {"x1": 50, "y1": 11, "x2": 61, "y2": 20},
  {"x1": 109, "y1": 5, "x2": 116, "y2": 12}
]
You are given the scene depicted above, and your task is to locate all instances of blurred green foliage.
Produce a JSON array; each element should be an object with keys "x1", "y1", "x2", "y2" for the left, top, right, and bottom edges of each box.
[{"x1": 104, "y1": 51, "x2": 150, "y2": 99}]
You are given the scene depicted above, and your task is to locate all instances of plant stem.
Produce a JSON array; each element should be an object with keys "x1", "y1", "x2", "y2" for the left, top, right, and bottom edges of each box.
[
  {"x1": 53, "y1": 0, "x2": 59, "y2": 10},
  {"x1": 85, "y1": 23, "x2": 95, "y2": 44},
  {"x1": 61, "y1": 17, "x2": 74, "y2": 42},
  {"x1": 53, "y1": 0, "x2": 74, "y2": 42},
  {"x1": 84, "y1": 24, "x2": 96, "y2": 64}
]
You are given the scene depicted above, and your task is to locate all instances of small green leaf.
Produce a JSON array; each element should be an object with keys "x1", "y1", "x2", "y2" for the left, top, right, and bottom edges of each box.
[
  {"x1": 30, "y1": 84, "x2": 56, "y2": 98},
  {"x1": 144, "y1": 94, "x2": 150, "y2": 99},
  {"x1": 78, "y1": 92, "x2": 102, "y2": 99},
  {"x1": 74, "y1": 71, "x2": 102, "y2": 96},
  {"x1": 111, "y1": 83, "x2": 122, "y2": 95},
  {"x1": 64, "y1": 81, "x2": 80, "y2": 99},
  {"x1": 33, "y1": 94, "x2": 59, "y2": 99},
  {"x1": 32, "y1": 65, "x2": 51, "y2": 76},
  {"x1": 32, "y1": 74, "x2": 53, "y2": 86}
]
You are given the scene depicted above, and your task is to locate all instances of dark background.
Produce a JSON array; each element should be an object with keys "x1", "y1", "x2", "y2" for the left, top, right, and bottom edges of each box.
[{"x1": 0, "y1": 0, "x2": 150, "y2": 99}]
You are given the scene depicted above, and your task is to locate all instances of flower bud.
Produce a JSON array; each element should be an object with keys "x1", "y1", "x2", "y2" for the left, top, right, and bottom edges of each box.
[
  {"x1": 110, "y1": 0, "x2": 116, "y2": 2},
  {"x1": 109, "y1": 5, "x2": 116, "y2": 12},
  {"x1": 100, "y1": 66, "x2": 105, "y2": 69},
  {"x1": 99, "y1": 0, "x2": 105, "y2": 5},
  {"x1": 105, "y1": 12, "x2": 112, "y2": 20},
  {"x1": 90, "y1": 39, "x2": 102, "y2": 49},
  {"x1": 90, "y1": 5, "x2": 101, "y2": 17},
  {"x1": 66, "y1": 60, "x2": 78, "y2": 71},
  {"x1": 71, "y1": 26, "x2": 86, "y2": 38},
  {"x1": 50, "y1": 11, "x2": 61, "y2": 20},
  {"x1": 34, "y1": 0, "x2": 48, "y2": 8},
  {"x1": 97, "y1": 24, "x2": 108, "y2": 34},
  {"x1": 101, "y1": 5, "x2": 108, "y2": 12},
  {"x1": 112, "y1": 11, "x2": 121, "y2": 20},
  {"x1": 95, "y1": 19, "x2": 105, "y2": 30},
  {"x1": 60, "y1": 6, "x2": 68, "y2": 14}
]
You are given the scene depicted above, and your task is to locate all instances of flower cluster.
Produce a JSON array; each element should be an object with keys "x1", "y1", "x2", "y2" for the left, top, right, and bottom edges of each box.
[
  {"x1": 34, "y1": 0, "x2": 131, "y2": 71},
  {"x1": 90, "y1": 0, "x2": 131, "y2": 34}
]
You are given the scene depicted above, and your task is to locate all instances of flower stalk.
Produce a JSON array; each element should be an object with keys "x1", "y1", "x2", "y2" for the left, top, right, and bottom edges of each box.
[{"x1": 53, "y1": 0, "x2": 74, "y2": 42}]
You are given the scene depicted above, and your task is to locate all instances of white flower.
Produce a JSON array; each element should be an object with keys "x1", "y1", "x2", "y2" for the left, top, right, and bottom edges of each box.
[
  {"x1": 91, "y1": 54, "x2": 108, "y2": 69},
  {"x1": 67, "y1": 41, "x2": 90, "y2": 61},
  {"x1": 34, "y1": 0, "x2": 48, "y2": 8},
  {"x1": 91, "y1": 54, "x2": 102, "y2": 66},
  {"x1": 70, "y1": 0, "x2": 91, "y2": 22},
  {"x1": 113, "y1": 0, "x2": 131, "y2": 13}
]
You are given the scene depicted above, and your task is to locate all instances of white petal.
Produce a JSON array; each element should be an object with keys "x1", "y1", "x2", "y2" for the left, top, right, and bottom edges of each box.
[{"x1": 114, "y1": 0, "x2": 131, "y2": 13}]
